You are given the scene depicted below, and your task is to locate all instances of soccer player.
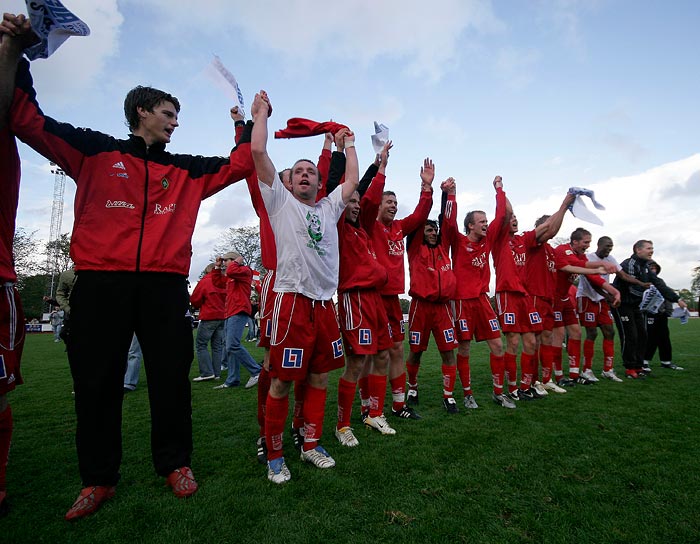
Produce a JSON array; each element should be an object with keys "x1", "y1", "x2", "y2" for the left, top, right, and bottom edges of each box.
[
  {"x1": 612, "y1": 240, "x2": 686, "y2": 379},
  {"x1": 336, "y1": 142, "x2": 396, "y2": 444},
  {"x1": 372, "y1": 162, "x2": 434, "y2": 420},
  {"x1": 405, "y1": 177, "x2": 458, "y2": 413},
  {"x1": 577, "y1": 236, "x2": 644, "y2": 382},
  {"x1": 440, "y1": 177, "x2": 513, "y2": 409},
  {"x1": 251, "y1": 90, "x2": 359, "y2": 483},
  {"x1": 2, "y1": 13, "x2": 256, "y2": 519},
  {"x1": 552, "y1": 229, "x2": 620, "y2": 386}
]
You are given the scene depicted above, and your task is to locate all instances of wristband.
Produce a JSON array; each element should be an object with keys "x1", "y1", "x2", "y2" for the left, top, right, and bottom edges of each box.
[
  {"x1": 345, "y1": 141, "x2": 355, "y2": 149},
  {"x1": 234, "y1": 120, "x2": 245, "y2": 127}
]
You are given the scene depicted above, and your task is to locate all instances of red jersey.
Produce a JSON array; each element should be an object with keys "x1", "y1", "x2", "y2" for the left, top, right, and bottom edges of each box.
[
  {"x1": 441, "y1": 192, "x2": 505, "y2": 299},
  {"x1": 406, "y1": 229, "x2": 456, "y2": 303},
  {"x1": 371, "y1": 190, "x2": 433, "y2": 295},
  {"x1": 212, "y1": 261, "x2": 253, "y2": 317},
  {"x1": 338, "y1": 173, "x2": 388, "y2": 291},
  {"x1": 189, "y1": 270, "x2": 227, "y2": 320},
  {"x1": 553, "y1": 243, "x2": 604, "y2": 299},
  {"x1": 525, "y1": 242, "x2": 556, "y2": 300},
  {"x1": 0, "y1": 128, "x2": 20, "y2": 283}
]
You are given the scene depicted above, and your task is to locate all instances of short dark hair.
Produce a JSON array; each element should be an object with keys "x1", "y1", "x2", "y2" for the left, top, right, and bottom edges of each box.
[
  {"x1": 124, "y1": 86, "x2": 181, "y2": 132},
  {"x1": 570, "y1": 227, "x2": 591, "y2": 242},
  {"x1": 534, "y1": 214, "x2": 550, "y2": 227},
  {"x1": 382, "y1": 191, "x2": 396, "y2": 199},
  {"x1": 597, "y1": 236, "x2": 613, "y2": 246},
  {"x1": 464, "y1": 210, "x2": 485, "y2": 234},
  {"x1": 633, "y1": 239, "x2": 652, "y2": 252},
  {"x1": 291, "y1": 159, "x2": 323, "y2": 184}
]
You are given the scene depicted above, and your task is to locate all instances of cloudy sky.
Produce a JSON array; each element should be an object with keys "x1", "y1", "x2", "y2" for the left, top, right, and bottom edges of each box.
[{"x1": 7, "y1": 0, "x2": 700, "y2": 291}]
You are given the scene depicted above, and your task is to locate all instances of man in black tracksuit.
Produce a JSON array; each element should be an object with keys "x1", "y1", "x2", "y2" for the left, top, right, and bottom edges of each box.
[{"x1": 612, "y1": 240, "x2": 687, "y2": 379}]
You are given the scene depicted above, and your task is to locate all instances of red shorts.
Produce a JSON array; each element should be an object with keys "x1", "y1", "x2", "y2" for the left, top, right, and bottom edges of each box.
[
  {"x1": 553, "y1": 296, "x2": 579, "y2": 327},
  {"x1": 1, "y1": 284, "x2": 25, "y2": 395},
  {"x1": 407, "y1": 298, "x2": 458, "y2": 353},
  {"x1": 495, "y1": 291, "x2": 543, "y2": 333},
  {"x1": 258, "y1": 270, "x2": 276, "y2": 349},
  {"x1": 453, "y1": 295, "x2": 501, "y2": 342},
  {"x1": 532, "y1": 295, "x2": 555, "y2": 331},
  {"x1": 338, "y1": 289, "x2": 393, "y2": 355},
  {"x1": 577, "y1": 297, "x2": 613, "y2": 327},
  {"x1": 268, "y1": 292, "x2": 345, "y2": 381},
  {"x1": 381, "y1": 295, "x2": 405, "y2": 342}
]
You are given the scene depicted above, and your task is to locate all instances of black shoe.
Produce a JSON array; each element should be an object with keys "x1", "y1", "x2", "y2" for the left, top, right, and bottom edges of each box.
[
  {"x1": 443, "y1": 397, "x2": 459, "y2": 414},
  {"x1": 556, "y1": 378, "x2": 576, "y2": 388},
  {"x1": 528, "y1": 387, "x2": 545, "y2": 399},
  {"x1": 391, "y1": 406, "x2": 422, "y2": 420},
  {"x1": 256, "y1": 436, "x2": 267, "y2": 465},
  {"x1": 290, "y1": 425, "x2": 304, "y2": 451},
  {"x1": 574, "y1": 376, "x2": 594, "y2": 385},
  {"x1": 360, "y1": 410, "x2": 369, "y2": 424},
  {"x1": 406, "y1": 389, "x2": 419, "y2": 406},
  {"x1": 505, "y1": 390, "x2": 520, "y2": 401},
  {"x1": 661, "y1": 362, "x2": 684, "y2": 370},
  {"x1": 516, "y1": 388, "x2": 536, "y2": 401}
]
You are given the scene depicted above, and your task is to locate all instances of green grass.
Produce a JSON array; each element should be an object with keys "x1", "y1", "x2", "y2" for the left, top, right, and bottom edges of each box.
[{"x1": 3, "y1": 320, "x2": 700, "y2": 543}]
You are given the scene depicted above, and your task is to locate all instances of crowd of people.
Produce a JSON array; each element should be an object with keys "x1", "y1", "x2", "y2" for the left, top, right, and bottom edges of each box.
[{"x1": 0, "y1": 11, "x2": 689, "y2": 521}]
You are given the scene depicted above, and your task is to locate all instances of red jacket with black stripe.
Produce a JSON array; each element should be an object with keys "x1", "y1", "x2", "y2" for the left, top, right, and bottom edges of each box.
[{"x1": 10, "y1": 59, "x2": 254, "y2": 276}]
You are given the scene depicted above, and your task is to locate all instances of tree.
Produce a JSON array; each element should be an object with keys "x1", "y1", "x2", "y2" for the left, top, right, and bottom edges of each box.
[
  {"x1": 678, "y1": 289, "x2": 697, "y2": 311},
  {"x1": 17, "y1": 273, "x2": 51, "y2": 319},
  {"x1": 213, "y1": 225, "x2": 264, "y2": 273},
  {"x1": 399, "y1": 298, "x2": 411, "y2": 314},
  {"x1": 12, "y1": 227, "x2": 41, "y2": 289},
  {"x1": 691, "y1": 265, "x2": 700, "y2": 297},
  {"x1": 44, "y1": 233, "x2": 72, "y2": 274}
]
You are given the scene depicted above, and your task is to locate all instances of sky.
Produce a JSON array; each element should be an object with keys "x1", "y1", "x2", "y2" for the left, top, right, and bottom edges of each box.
[{"x1": 7, "y1": 0, "x2": 700, "y2": 292}]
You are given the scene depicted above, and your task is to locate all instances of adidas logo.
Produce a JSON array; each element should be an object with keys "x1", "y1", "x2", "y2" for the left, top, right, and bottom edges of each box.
[{"x1": 112, "y1": 161, "x2": 126, "y2": 170}]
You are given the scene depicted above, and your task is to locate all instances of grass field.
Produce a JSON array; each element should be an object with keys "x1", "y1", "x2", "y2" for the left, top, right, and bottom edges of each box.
[{"x1": 2, "y1": 319, "x2": 699, "y2": 543}]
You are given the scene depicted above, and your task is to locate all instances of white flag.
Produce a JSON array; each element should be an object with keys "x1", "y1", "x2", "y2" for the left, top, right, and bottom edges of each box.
[
  {"x1": 371, "y1": 122, "x2": 390, "y2": 154},
  {"x1": 24, "y1": 0, "x2": 90, "y2": 60},
  {"x1": 205, "y1": 55, "x2": 245, "y2": 115}
]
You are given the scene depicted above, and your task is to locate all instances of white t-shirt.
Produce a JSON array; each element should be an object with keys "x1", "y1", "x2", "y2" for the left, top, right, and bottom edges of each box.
[
  {"x1": 577, "y1": 253, "x2": 620, "y2": 301},
  {"x1": 259, "y1": 172, "x2": 346, "y2": 300}
]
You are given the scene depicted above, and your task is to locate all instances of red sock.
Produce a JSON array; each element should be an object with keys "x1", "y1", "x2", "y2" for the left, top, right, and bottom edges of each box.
[
  {"x1": 490, "y1": 353, "x2": 504, "y2": 395},
  {"x1": 302, "y1": 385, "x2": 327, "y2": 451},
  {"x1": 519, "y1": 352, "x2": 535, "y2": 390},
  {"x1": 540, "y1": 344, "x2": 553, "y2": 383},
  {"x1": 504, "y1": 352, "x2": 518, "y2": 393},
  {"x1": 441, "y1": 364, "x2": 456, "y2": 398},
  {"x1": 552, "y1": 346, "x2": 563, "y2": 379},
  {"x1": 390, "y1": 373, "x2": 407, "y2": 411},
  {"x1": 265, "y1": 394, "x2": 288, "y2": 461},
  {"x1": 257, "y1": 367, "x2": 271, "y2": 435},
  {"x1": 457, "y1": 354, "x2": 472, "y2": 396},
  {"x1": 292, "y1": 379, "x2": 306, "y2": 430},
  {"x1": 567, "y1": 339, "x2": 581, "y2": 378},
  {"x1": 583, "y1": 339, "x2": 595, "y2": 371},
  {"x1": 603, "y1": 339, "x2": 615, "y2": 371},
  {"x1": 336, "y1": 377, "x2": 356, "y2": 429},
  {"x1": 0, "y1": 406, "x2": 12, "y2": 492},
  {"x1": 358, "y1": 375, "x2": 369, "y2": 403},
  {"x1": 406, "y1": 361, "x2": 420, "y2": 390},
  {"x1": 367, "y1": 373, "x2": 387, "y2": 418}
]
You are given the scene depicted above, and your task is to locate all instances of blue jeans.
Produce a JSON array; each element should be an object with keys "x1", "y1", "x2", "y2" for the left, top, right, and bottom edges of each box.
[
  {"x1": 123, "y1": 334, "x2": 142, "y2": 390},
  {"x1": 223, "y1": 313, "x2": 261, "y2": 387},
  {"x1": 195, "y1": 319, "x2": 224, "y2": 378}
]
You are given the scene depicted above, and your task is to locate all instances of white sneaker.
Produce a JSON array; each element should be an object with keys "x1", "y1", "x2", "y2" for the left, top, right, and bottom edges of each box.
[
  {"x1": 492, "y1": 393, "x2": 516, "y2": 409},
  {"x1": 581, "y1": 369, "x2": 600, "y2": 383},
  {"x1": 601, "y1": 369, "x2": 623, "y2": 382},
  {"x1": 300, "y1": 445, "x2": 336, "y2": 468},
  {"x1": 334, "y1": 426, "x2": 359, "y2": 447},
  {"x1": 463, "y1": 395, "x2": 479, "y2": 409},
  {"x1": 193, "y1": 375, "x2": 215, "y2": 382},
  {"x1": 364, "y1": 414, "x2": 397, "y2": 435},
  {"x1": 542, "y1": 381, "x2": 567, "y2": 394},
  {"x1": 533, "y1": 381, "x2": 548, "y2": 396},
  {"x1": 267, "y1": 457, "x2": 291, "y2": 484},
  {"x1": 245, "y1": 374, "x2": 260, "y2": 389}
]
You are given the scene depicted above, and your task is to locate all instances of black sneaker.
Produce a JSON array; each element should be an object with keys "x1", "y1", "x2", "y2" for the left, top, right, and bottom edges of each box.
[
  {"x1": 290, "y1": 425, "x2": 304, "y2": 451},
  {"x1": 573, "y1": 376, "x2": 594, "y2": 385},
  {"x1": 406, "y1": 389, "x2": 419, "y2": 406},
  {"x1": 360, "y1": 410, "x2": 369, "y2": 424},
  {"x1": 528, "y1": 387, "x2": 545, "y2": 399},
  {"x1": 443, "y1": 397, "x2": 459, "y2": 414},
  {"x1": 505, "y1": 390, "x2": 520, "y2": 401},
  {"x1": 661, "y1": 362, "x2": 684, "y2": 370},
  {"x1": 256, "y1": 436, "x2": 267, "y2": 465},
  {"x1": 556, "y1": 378, "x2": 576, "y2": 388},
  {"x1": 516, "y1": 388, "x2": 536, "y2": 401},
  {"x1": 391, "y1": 406, "x2": 422, "y2": 420}
]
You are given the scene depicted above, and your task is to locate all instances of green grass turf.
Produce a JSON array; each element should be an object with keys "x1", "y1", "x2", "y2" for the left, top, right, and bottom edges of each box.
[{"x1": 3, "y1": 319, "x2": 700, "y2": 543}]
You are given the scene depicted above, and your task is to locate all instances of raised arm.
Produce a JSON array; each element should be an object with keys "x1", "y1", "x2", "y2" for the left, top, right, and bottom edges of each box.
[
  {"x1": 340, "y1": 129, "x2": 359, "y2": 203},
  {"x1": 536, "y1": 192, "x2": 576, "y2": 243},
  {"x1": 400, "y1": 158, "x2": 435, "y2": 235},
  {"x1": 250, "y1": 91, "x2": 276, "y2": 186},
  {"x1": 439, "y1": 177, "x2": 457, "y2": 247}
]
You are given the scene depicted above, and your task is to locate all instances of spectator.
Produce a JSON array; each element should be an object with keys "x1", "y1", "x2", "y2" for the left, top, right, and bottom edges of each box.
[{"x1": 190, "y1": 263, "x2": 226, "y2": 381}]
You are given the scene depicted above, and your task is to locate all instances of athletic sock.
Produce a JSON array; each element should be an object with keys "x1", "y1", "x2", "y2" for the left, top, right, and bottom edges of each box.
[
  {"x1": 552, "y1": 345, "x2": 563, "y2": 380},
  {"x1": 257, "y1": 366, "x2": 271, "y2": 434},
  {"x1": 357, "y1": 375, "x2": 370, "y2": 412},
  {"x1": 540, "y1": 344, "x2": 553, "y2": 383},
  {"x1": 265, "y1": 394, "x2": 288, "y2": 461},
  {"x1": 567, "y1": 338, "x2": 581, "y2": 379},
  {"x1": 292, "y1": 379, "x2": 306, "y2": 430},
  {"x1": 456, "y1": 354, "x2": 472, "y2": 396},
  {"x1": 0, "y1": 406, "x2": 12, "y2": 492},
  {"x1": 490, "y1": 353, "x2": 505, "y2": 395},
  {"x1": 367, "y1": 373, "x2": 387, "y2": 418},
  {"x1": 504, "y1": 352, "x2": 518, "y2": 393},
  {"x1": 603, "y1": 339, "x2": 615, "y2": 372},
  {"x1": 583, "y1": 339, "x2": 595, "y2": 371},
  {"x1": 336, "y1": 377, "x2": 356, "y2": 429},
  {"x1": 519, "y1": 352, "x2": 535, "y2": 390},
  {"x1": 390, "y1": 373, "x2": 407, "y2": 411},
  {"x1": 302, "y1": 384, "x2": 327, "y2": 452},
  {"x1": 406, "y1": 361, "x2": 420, "y2": 391},
  {"x1": 441, "y1": 364, "x2": 456, "y2": 398}
]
